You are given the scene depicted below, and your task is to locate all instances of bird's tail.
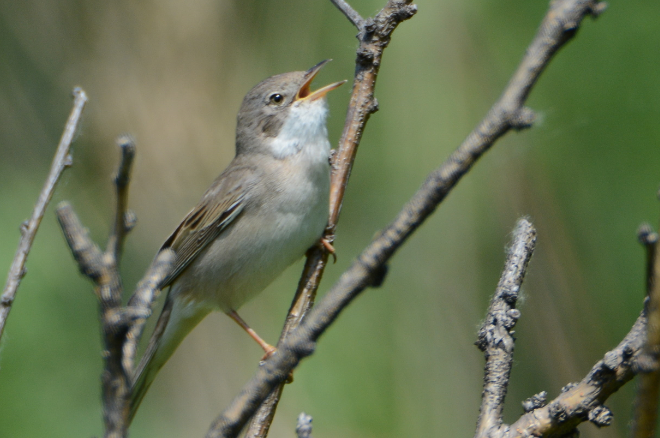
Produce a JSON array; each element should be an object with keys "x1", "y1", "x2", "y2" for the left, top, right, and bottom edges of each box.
[{"x1": 128, "y1": 293, "x2": 210, "y2": 425}]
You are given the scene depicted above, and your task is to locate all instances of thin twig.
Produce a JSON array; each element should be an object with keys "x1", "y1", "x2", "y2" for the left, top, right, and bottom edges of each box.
[
  {"x1": 329, "y1": 0, "x2": 364, "y2": 29},
  {"x1": 631, "y1": 222, "x2": 660, "y2": 438},
  {"x1": 243, "y1": 1, "x2": 416, "y2": 437},
  {"x1": 637, "y1": 223, "x2": 657, "y2": 294},
  {"x1": 123, "y1": 249, "x2": 175, "y2": 377},
  {"x1": 107, "y1": 135, "x2": 137, "y2": 263},
  {"x1": 207, "y1": 1, "x2": 604, "y2": 437},
  {"x1": 56, "y1": 202, "x2": 105, "y2": 285},
  {"x1": 96, "y1": 141, "x2": 140, "y2": 438},
  {"x1": 0, "y1": 87, "x2": 87, "y2": 341},
  {"x1": 474, "y1": 218, "x2": 537, "y2": 438}
]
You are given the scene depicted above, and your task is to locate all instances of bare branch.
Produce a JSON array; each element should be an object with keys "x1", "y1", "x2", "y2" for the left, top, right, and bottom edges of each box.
[
  {"x1": 638, "y1": 223, "x2": 657, "y2": 294},
  {"x1": 504, "y1": 312, "x2": 644, "y2": 437},
  {"x1": 0, "y1": 87, "x2": 87, "y2": 341},
  {"x1": 57, "y1": 142, "x2": 133, "y2": 438},
  {"x1": 329, "y1": 0, "x2": 364, "y2": 29},
  {"x1": 243, "y1": 249, "x2": 328, "y2": 438},
  {"x1": 474, "y1": 218, "x2": 537, "y2": 438},
  {"x1": 57, "y1": 136, "x2": 174, "y2": 438},
  {"x1": 244, "y1": 1, "x2": 416, "y2": 436},
  {"x1": 107, "y1": 135, "x2": 137, "y2": 263},
  {"x1": 123, "y1": 249, "x2": 175, "y2": 377},
  {"x1": 56, "y1": 202, "x2": 105, "y2": 285},
  {"x1": 631, "y1": 222, "x2": 660, "y2": 438},
  {"x1": 209, "y1": 1, "x2": 605, "y2": 437}
]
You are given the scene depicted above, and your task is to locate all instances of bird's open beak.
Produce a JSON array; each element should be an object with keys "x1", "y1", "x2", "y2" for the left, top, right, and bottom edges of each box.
[{"x1": 296, "y1": 59, "x2": 347, "y2": 102}]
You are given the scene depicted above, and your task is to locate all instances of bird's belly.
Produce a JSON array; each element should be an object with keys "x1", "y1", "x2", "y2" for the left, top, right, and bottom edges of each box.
[{"x1": 172, "y1": 171, "x2": 329, "y2": 313}]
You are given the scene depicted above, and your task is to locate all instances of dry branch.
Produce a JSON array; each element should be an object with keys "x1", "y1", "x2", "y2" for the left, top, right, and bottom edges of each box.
[
  {"x1": 631, "y1": 222, "x2": 660, "y2": 438},
  {"x1": 244, "y1": 1, "x2": 417, "y2": 436},
  {"x1": 0, "y1": 87, "x2": 87, "y2": 341},
  {"x1": 474, "y1": 219, "x2": 537, "y2": 438},
  {"x1": 504, "y1": 312, "x2": 644, "y2": 437},
  {"x1": 473, "y1": 220, "x2": 649, "y2": 438},
  {"x1": 207, "y1": 1, "x2": 605, "y2": 437},
  {"x1": 57, "y1": 137, "x2": 174, "y2": 438},
  {"x1": 473, "y1": 218, "x2": 660, "y2": 438}
]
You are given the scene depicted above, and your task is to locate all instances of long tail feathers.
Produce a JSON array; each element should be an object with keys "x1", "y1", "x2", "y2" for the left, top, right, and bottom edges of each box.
[{"x1": 128, "y1": 295, "x2": 210, "y2": 425}]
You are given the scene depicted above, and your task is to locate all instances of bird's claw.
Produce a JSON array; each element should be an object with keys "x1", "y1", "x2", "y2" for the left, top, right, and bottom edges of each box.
[{"x1": 320, "y1": 238, "x2": 337, "y2": 263}]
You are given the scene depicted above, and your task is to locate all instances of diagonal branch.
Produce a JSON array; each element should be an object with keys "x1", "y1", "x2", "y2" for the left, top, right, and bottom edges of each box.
[
  {"x1": 56, "y1": 202, "x2": 105, "y2": 285},
  {"x1": 329, "y1": 0, "x2": 364, "y2": 29},
  {"x1": 504, "y1": 311, "x2": 645, "y2": 437},
  {"x1": 243, "y1": 1, "x2": 417, "y2": 436},
  {"x1": 123, "y1": 249, "x2": 175, "y2": 377},
  {"x1": 209, "y1": 1, "x2": 605, "y2": 437},
  {"x1": 474, "y1": 218, "x2": 537, "y2": 438},
  {"x1": 0, "y1": 87, "x2": 87, "y2": 342}
]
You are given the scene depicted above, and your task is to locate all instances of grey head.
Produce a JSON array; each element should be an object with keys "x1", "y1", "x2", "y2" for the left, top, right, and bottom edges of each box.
[{"x1": 235, "y1": 60, "x2": 346, "y2": 157}]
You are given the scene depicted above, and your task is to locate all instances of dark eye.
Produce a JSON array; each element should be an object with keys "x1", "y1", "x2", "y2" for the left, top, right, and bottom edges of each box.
[{"x1": 269, "y1": 93, "x2": 284, "y2": 104}]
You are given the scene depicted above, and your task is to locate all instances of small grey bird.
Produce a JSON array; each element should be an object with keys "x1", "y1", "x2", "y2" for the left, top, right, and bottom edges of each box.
[{"x1": 129, "y1": 60, "x2": 345, "y2": 421}]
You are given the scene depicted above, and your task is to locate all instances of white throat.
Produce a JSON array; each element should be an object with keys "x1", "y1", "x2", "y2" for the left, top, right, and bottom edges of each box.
[{"x1": 268, "y1": 99, "x2": 331, "y2": 160}]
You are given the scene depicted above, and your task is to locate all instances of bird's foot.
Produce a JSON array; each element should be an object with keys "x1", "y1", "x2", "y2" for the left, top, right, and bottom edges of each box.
[
  {"x1": 260, "y1": 344, "x2": 277, "y2": 361},
  {"x1": 259, "y1": 346, "x2": 294, "y2": 383},
  {"x1": 320, "y1": 237, "x2": 336, "y2": 263}
]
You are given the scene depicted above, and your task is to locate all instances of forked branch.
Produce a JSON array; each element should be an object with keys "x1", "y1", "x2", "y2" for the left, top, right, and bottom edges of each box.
[
  {"x1": 209, "y1": 1, "x2": 606, "y2": 437},
  {"x1": 57, "y1": 137, "x2": 174, "y2": 438},
  {"x1": 244, "y1": 1, "x2": 417, "y2": 436}
]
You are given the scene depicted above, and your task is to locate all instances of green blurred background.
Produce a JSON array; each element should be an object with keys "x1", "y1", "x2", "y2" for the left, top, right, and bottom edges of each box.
[{"x1": 1, "y1": 0, "x2": 659, "y2": 437}]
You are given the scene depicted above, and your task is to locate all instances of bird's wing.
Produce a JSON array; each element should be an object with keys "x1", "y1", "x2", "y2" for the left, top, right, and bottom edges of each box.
[{"x1": 158, "y1": 165, "x2": 258, "y2": 288}]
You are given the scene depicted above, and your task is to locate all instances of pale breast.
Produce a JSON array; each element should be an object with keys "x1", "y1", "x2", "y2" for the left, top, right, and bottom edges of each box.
[{"x1": 170, "y1": 148, "x2": 330, "y2": 313}]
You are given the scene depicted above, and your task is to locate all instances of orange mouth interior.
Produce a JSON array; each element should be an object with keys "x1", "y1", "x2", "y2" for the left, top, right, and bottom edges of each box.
[{"x1": 296, "y1": 71, "x2": 346, "y2": 101}]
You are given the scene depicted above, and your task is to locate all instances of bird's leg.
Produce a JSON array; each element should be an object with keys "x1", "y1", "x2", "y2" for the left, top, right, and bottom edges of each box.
[
  {"x1": 320, "y1": 238, "x2": 335, "y2": 255},
  {"x1": 227, "y1": 310, "x2": 276, "y2": 359}
]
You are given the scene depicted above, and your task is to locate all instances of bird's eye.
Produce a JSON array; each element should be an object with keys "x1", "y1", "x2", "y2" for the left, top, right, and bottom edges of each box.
[{"x1": 269, "y1": 93, "x2": 284, "y2": 104}]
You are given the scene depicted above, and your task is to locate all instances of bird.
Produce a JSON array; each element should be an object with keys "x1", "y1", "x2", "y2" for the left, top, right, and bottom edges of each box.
[{"x1": 129, "y1": 60, "x2": 346, "y2": 422}]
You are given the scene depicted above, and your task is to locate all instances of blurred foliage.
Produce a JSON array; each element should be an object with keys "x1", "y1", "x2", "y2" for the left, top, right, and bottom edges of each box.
[{"x1": 1, "y1": 0, "x2": 659, "y2": 437}]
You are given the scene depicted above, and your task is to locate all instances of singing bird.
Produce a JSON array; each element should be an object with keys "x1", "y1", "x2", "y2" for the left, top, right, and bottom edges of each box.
[{"x1": 129, "y1": 60, "x2": 345, "y2": 420}]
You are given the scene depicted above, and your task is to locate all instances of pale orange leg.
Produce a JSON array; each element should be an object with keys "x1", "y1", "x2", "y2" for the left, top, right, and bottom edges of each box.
[
  {"x1": 228, "y1": 310, "x2": 276, "y2": 359},
  {"x1": 320, "y1": 237, "x2": 337, "y2": 263}
]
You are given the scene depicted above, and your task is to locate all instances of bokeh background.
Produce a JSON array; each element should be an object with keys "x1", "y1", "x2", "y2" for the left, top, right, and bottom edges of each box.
[{"x1": 1, "y1": 1, "x2": 659, "y2": 437}]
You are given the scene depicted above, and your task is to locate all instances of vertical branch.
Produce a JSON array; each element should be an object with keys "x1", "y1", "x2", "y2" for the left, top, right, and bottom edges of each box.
[
  {"x1": 328, "y1": 0, "x2": 417, "y2": 230},
  {"x1": 0, "y1": 87, "x2": 87, "y2": 341},
  {"x1": 631, "y1": 222, "x2": 660, "y2": 438},
  {"x1": 474, "y1": 218, "x2": 537, "y2": 438},
  {"x1": 107, "y1": 135, "x2": 137, "y2": 263},
  {"x1": 57, "y1": 135, "x2": 173, "y2": 438},
  {"x1": 97, "y1": 138, "x2": 139, "y2": 438},
  {"x1": 243, "y1": 1, "x2": 417, "y2": 437},
  {"x1": 57, "y1": 202, "x2": 129, "y2": 437}
]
